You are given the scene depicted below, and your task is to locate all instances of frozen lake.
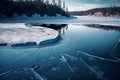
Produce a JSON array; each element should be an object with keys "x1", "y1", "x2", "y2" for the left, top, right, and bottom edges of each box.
[{"x1": 0, "y1": 16, "x2": 120, "y2": 80}]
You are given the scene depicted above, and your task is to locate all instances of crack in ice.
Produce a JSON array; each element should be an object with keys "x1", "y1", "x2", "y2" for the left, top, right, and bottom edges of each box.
[
  {"x1": 77, "y1": 50, "x2": 120, "y2": 63},
  {"x1": 110, "y1": 38, "x2": 120, "y2": 61}
]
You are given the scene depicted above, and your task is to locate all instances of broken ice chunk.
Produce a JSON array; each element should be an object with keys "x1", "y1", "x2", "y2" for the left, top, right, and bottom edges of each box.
[
  {"x1": 32, "y1": 68, "x2": 45, "y2": 80},
  {"x1": 60, "y1": 55, "x2": 74, "y2": 73},
  {"x1": 60, "y1": 56, "x2": 67, "y2": 62}
]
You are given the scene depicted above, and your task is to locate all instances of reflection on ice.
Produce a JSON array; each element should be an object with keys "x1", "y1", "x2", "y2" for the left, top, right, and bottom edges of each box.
[
  {"x1": 85, "y1": 24, "x2": 120, "y2": 31},
  {"x1": 29, "y1": 24, "x2": 68, "y2": 30}
]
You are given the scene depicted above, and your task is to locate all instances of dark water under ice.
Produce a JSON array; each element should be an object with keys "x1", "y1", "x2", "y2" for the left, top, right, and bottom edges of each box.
[{"x1": 0, "y1": 24, "x2": 120, "y2": 80}]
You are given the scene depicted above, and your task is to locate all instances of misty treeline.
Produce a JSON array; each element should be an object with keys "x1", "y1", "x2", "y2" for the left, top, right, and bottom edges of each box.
[
  {"x1": 0, "y1": 0, "x2": 69, "y2": 17},
  {"x1": 69, "y1": 6, "x2": 120, "y2": 16}
]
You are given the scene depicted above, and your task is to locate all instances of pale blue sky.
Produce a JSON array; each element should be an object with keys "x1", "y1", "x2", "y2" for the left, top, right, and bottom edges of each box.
[{"x1": 61, "y1": 0, "x2": 120, "y2": 11}]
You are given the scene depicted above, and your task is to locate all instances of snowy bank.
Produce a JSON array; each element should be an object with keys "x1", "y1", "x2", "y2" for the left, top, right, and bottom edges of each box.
[
  {"x1": 0, "y1": 23, "x2": 58, "y2": 47},
  {"x1": 6, "y1": 13, "x2": 76, "y2": 20},
  {"x1": 0, "y1": 15, "x2": 119, "y2": 27},
  {"x1": 0, "y1": 14, "x2": 76, "y2": 25}
]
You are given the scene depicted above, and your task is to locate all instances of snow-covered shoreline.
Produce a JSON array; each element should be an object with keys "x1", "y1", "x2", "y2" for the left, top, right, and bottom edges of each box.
[
  {"x1": 0, "y1": 15, "x2": 119, "y2": 27},
  {"x1": 0, "y1": 13, "x2": 76, "y2": 20}
]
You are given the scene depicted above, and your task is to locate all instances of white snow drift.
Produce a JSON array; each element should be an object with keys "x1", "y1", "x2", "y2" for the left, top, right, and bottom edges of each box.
[{"x1": 0, "y1": 23, "x2": 58, "y2": 44}]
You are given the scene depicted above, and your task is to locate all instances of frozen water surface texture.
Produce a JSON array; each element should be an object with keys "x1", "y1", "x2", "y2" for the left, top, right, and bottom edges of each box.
[{"x1": 0, "y1": 16, "x2": 120, "y2": 80}]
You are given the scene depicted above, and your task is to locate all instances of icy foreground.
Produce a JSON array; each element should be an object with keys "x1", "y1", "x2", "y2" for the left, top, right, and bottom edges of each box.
[
  {"x1": 0, "y1": 23, "x2": 58, "y2": 45},
  {"x1": 0, "y1": 16, "x2": 120, "y2": 80}
]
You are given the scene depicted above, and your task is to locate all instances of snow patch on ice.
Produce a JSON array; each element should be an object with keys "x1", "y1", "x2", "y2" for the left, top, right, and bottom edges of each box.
[{"x1": 0, "y1": 23, "x2": 58, "y2": 45}]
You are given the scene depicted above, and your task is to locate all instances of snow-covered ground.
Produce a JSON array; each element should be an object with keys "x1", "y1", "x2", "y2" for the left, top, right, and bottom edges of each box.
[{"x1": 0, "y1": 23, "x2": 58, "y2": 45}]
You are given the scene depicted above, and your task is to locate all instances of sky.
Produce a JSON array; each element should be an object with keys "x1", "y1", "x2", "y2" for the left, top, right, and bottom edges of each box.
[{"x1": 63, "y1": 0, "x2": 120, "y2": 11}]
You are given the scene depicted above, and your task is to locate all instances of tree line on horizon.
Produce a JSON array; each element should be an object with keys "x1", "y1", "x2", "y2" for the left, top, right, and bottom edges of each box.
[
  {"x1": 69, "y1": 6, "x2": 120, "y2": 17},
  {"x1": 0, "y1": 0, "x2": 69, "y2": 17}
]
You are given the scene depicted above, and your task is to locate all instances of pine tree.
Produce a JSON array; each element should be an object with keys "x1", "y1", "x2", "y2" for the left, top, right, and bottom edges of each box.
[
  {"x1": 58, "y1": 0, "x2": 61, "y2": 8},
  {"x1": 41, "y1": 0, "x2": 44, "y2": 3},
  {"x1": 34, "y1": 0, "x2": 41, "y2": 2},
  {"x1": 45, "y1": 0, "x2": 49, "y2": 4},
  {"x1": 66, "y1": 6, "x2": 68, "y2": 13},
  {"x1": 52, "y1": 0, "x2": 56, "y2": 5},
  {"x1": 63, "y1": 1, "x2": 65, "y2": 10}
]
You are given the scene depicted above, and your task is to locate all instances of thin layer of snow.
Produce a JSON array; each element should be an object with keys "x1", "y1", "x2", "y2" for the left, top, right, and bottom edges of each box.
[
  {"x1": 0, "y1": 23, "x2": 58, "y2": 44},
  {"x1": 11, "y1": 13, "x2": 76, "y2": 19},
  {"x1": 0, "y1": 15, "x2": 119, "y2": 27}
]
